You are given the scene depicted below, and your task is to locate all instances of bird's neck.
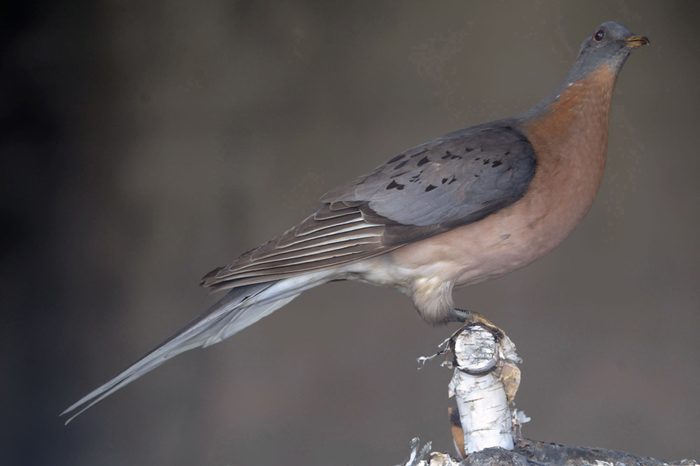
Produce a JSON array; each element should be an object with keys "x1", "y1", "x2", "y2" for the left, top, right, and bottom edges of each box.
[{"x1": 520, "y1": 64, "x2": 618, "y2": 164}]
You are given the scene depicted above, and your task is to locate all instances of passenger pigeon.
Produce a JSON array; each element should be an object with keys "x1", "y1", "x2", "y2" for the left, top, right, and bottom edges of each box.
[{"x1": 63, "y1": 21, "x2": 649, "y2": 422}]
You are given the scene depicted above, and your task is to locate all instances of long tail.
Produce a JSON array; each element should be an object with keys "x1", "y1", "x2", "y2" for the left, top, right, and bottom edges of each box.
[{"x1": 61, "y1": 272, "x2": 330, "y2": 424}]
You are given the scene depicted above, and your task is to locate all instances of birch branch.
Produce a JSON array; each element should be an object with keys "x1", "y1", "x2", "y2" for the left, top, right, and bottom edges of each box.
[
  {"x1": 447, "y1": 324, "x2": 522, "y2": 454},
  {"x1": 398, "y1": 323, "x2": 697, "y2": 466}
]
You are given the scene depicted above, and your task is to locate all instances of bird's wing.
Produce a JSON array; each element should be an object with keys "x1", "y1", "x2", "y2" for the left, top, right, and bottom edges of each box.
[{"x1": 202, "y1": 121, "x2": 536, "y2": 290}]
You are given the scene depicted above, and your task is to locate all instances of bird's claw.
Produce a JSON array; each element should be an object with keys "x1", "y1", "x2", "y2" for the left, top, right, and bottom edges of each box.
[{"x1": 449, "y1": 308, "x2": 504, "y2": 340}]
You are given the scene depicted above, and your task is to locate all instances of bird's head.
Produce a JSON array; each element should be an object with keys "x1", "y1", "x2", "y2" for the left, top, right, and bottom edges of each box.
[{"x1": 567, "y1": 21, "x2": 649, "y2": 83}]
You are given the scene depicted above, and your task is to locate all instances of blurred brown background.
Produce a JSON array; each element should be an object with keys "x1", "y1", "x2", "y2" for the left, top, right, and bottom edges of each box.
[{"x1": 2, "y1": 1, "x2": 699, "y2": 465}]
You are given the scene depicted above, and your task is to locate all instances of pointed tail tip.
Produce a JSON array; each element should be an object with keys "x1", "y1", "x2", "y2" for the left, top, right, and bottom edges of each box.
[
  {"x1": 60, "y1": 400, "x2": 86, "y2": 425},
  {"x1": 60, "y1": 409, "x2": 76, "y2": 426},
  {"x1": 58, "y1": 282, "x2": 294, "y2": 427}
]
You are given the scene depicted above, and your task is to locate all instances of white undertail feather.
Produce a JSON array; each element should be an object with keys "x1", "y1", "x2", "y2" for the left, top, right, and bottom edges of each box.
[
  {"x1": 411, "y1": 277, "x2": 455, "y2": 324},
  {"x1": 61, "y1": 271, "x2": 334, "y2": 424}
]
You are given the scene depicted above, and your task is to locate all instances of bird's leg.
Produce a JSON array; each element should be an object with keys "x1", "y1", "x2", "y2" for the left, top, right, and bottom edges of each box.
[{"x1": 448, "y1": 308, "x2": 504, "y2": 339}]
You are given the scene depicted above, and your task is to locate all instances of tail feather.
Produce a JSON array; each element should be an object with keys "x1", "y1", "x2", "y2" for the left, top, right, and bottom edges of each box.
[{"x1": 61, "y1": 272, "x2": 328, "y2": 424}]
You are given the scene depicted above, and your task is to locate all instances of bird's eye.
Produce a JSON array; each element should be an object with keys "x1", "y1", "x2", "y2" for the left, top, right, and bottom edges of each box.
[{"x1": 594, "y1": 29, "x2": 605, "y2": 41}]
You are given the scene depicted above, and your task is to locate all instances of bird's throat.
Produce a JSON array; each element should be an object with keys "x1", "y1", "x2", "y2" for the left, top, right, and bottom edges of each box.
[{"x1": 523, "y1": 64, "x2": 618, "y2": 163}]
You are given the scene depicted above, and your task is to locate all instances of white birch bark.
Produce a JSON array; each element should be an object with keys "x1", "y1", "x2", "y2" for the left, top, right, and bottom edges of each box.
[
  {"x1": 396, "y1": 324, "x2": 696, "y2": 466},
  {"x1": 448, "y1": 324, "x2": 516, "y2": 453}
]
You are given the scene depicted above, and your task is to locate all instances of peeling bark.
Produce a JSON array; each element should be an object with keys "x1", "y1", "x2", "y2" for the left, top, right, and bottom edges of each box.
[{"x1": 400, "y1": 324, "x2": 697, "y2": 466}]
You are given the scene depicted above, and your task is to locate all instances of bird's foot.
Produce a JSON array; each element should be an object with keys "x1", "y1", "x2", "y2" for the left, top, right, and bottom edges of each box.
[{"x1": 448, "y1": 308, "x2": 504, "y2": 339}]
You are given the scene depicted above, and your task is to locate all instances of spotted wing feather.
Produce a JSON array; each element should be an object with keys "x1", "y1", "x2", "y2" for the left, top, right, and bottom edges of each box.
[{"x1": 324, "y1": 121, "x2": 536, "y2": 229}]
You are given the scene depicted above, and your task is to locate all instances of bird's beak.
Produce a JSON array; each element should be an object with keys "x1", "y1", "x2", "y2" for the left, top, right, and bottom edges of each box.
[{"x1": 625, "y1": 35, "x2": 650, "y2": 49}]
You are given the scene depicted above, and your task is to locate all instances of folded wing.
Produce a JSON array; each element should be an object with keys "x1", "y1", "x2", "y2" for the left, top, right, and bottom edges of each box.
[{"x1": 202, "y1": 120, "x2": 537, "y2": 290}]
